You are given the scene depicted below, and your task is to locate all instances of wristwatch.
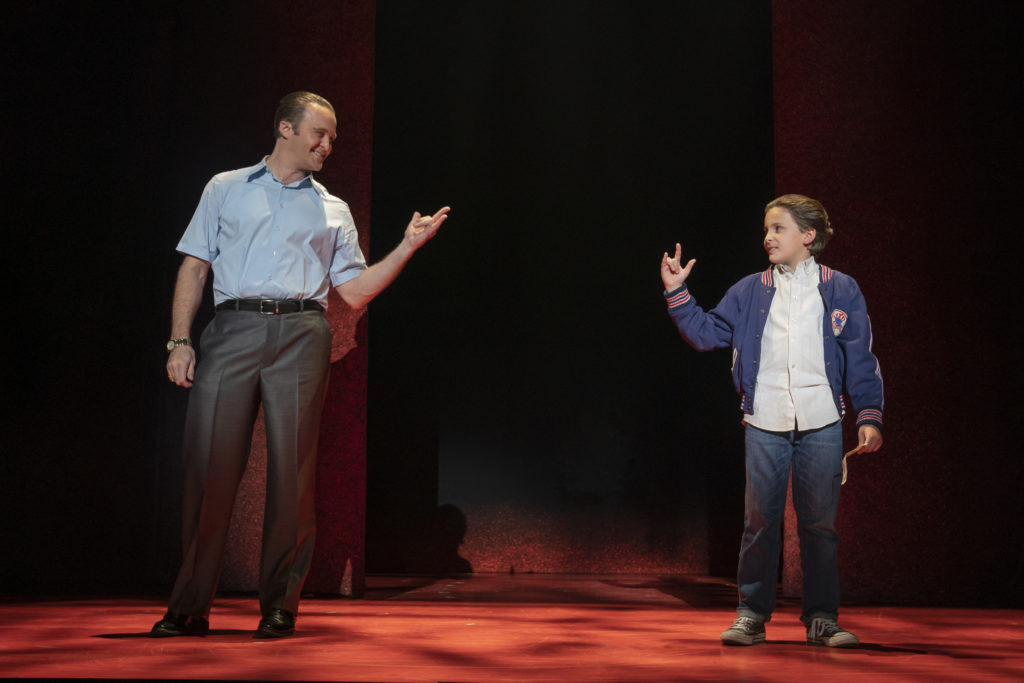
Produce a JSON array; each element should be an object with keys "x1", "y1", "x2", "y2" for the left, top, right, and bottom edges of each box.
[{"x1": 166, "y1": 338, "x2": 192, "y2": 352}]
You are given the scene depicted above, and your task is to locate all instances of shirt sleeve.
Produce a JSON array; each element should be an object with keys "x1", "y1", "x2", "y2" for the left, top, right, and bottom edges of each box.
[
  {"x1": 329, "y1": 209, "x2": 368, "y2": 287},
  {"x1": 176, "y1": 177, "x2": 222, "y2": 263}
]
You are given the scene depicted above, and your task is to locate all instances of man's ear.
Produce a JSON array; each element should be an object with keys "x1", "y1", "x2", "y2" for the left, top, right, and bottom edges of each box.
[
  {"x1": 802, "y1": 228, "x2": 817, "y2": 247},
  {"x1": 278, "y1": 119, "x2": 293, "y2": 138}
]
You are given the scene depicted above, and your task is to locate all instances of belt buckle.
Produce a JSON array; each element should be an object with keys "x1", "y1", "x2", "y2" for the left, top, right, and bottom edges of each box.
[{"x1": 259, "y1": 299, "x2": 278, "y2": 315}]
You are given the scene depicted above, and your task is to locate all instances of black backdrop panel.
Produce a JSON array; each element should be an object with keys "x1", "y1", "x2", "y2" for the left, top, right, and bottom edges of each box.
[{"x1": 369, "y1": 2, "x2": 773, "y2": 574}]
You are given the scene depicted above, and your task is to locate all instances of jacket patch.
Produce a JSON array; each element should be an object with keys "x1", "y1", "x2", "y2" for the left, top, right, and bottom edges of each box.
[{"x1": 831, "y1": 309, "x2": 848, "y2": 336}]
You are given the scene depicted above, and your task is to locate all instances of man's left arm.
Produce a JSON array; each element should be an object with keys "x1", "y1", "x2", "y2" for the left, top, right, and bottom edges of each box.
[{"x1": 336, "y1": 206, "x2": 450, "y2": 309}]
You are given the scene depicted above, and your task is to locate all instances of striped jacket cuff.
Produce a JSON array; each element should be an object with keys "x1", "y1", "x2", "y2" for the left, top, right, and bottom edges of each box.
[
  {"x1": 665, "y1": 286, "x2": 691, "y2": 309},
  {"x1": 855, "y1": 408, "x2": 883, "y2": 428}
]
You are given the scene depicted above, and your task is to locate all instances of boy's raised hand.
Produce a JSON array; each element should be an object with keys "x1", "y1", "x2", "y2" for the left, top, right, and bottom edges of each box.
[{"x1": 661, "y1": 242, "x2": 696, "y2": 291}]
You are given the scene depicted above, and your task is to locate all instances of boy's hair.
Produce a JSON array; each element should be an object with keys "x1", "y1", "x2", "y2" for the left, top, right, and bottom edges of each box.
[
  {"x1": 765, "y1": 194, "x2": 834, "y2": 256},
  {"x1": 273, "y1": 91, "x2": 335, "y2": 138}
]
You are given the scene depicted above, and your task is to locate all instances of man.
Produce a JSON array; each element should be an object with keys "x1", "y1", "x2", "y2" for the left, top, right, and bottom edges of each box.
[{"x1": 151, "y1": 91, "x2": 449, "y2": 639}]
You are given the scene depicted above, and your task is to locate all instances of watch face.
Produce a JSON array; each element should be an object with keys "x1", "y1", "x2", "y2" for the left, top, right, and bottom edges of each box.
[{"x1": 167, "y1": 340, "x2": 176, "y2": 351}]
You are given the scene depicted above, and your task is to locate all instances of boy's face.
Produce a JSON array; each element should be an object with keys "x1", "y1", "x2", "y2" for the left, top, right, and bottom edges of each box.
[{"x1": 763, "y1": 207, "x2": 815, "y2": 270}]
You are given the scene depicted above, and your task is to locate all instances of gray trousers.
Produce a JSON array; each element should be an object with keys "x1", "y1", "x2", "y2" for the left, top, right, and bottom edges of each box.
[{"x1": 167, "y1": 309, "x2": 332, "y2": 618}]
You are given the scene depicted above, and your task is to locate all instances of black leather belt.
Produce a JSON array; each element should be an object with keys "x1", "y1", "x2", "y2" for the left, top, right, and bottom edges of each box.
[{"x1": 215, "y1": 299, "x2": 323, "y2": 314}]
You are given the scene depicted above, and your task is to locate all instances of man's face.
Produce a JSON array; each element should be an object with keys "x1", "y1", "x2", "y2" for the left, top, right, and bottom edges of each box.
[
  {"x1": 763, "y1": 206, "x2": 815, "y2": 270},
  {"x1": 280, "y1": 104, "x2": 337, "y2": 172}
]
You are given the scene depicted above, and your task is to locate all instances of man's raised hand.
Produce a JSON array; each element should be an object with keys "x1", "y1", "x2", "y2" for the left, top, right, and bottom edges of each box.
[
  {"x1": 661, "y1": 242, "x2": 696, "y2": 291},
  {"x1": 405, "y1": 206, "x2": 450, "y2": 248}
]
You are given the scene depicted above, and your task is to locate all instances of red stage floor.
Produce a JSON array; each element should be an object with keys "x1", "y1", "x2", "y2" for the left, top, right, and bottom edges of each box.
[{"x1": 1, "y1": 574, "x2": 1021, "y2": 681}]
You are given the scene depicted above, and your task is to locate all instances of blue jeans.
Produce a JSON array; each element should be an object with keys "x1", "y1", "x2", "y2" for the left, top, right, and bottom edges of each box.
[{"x1": 737, "y1": 421, "x2": 843, "y2": 625}]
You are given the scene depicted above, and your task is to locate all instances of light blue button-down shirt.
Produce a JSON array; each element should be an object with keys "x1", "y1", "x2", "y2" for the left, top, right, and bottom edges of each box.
[{"x1": 177, "y1": 159, "x2": 367, "y2": 308}]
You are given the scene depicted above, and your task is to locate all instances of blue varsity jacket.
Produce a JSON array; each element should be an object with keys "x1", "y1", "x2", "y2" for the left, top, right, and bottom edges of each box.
[{"x1": 665, "y1": 263, "x2": 884, "y2": 430}]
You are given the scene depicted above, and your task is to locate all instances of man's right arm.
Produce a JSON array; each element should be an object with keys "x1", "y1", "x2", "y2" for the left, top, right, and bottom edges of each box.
[{"x1": 167, "y1": 255, "x2": 211, "y2": 388}]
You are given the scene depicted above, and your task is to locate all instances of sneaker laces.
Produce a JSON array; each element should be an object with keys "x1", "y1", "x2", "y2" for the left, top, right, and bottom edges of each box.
[
  {"x1": 732, "y1": 616, "x2": 760, "y2": 630},
  {"x1": 808, "y1": 617, "x2": 843, "y2": 638}
]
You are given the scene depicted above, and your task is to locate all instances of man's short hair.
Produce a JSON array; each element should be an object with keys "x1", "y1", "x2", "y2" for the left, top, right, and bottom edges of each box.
[
  {"x1": 765, "y1": 194, "x2": 834, "y2": 256},
  {"x1": 274, "y1": 91, "x2": 335, "y2": 138}
]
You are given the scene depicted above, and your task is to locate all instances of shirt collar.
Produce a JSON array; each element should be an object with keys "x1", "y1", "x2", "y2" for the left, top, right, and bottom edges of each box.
[
  {"x1": 247, "y1": 157, "x2": 320, "y2": 194},
  {"x1": 775, "y1": 256, "x2": 817, "y2": 278}
]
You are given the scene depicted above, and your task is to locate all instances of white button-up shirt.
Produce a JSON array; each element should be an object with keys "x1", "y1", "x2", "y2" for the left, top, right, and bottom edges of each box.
[{"x1": 746, "y1": 257, "x2": 840, "y2": 432}]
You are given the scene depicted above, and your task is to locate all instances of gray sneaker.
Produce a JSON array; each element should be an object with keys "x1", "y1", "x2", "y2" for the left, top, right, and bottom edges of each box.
[
  {"x1": 806, "y1": 617, "x2": 859, "y2": 648},
  {"x1": 720, "y1": 616, "x2": 766, "y2": 645}
]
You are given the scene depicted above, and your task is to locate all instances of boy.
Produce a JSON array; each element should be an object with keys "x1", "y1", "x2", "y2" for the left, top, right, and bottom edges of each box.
[{"x1": 660, "y1": 194, "x2": 883, "y2": 648}]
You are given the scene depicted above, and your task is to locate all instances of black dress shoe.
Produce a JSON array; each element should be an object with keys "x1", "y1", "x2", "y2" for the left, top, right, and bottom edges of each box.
[
  {"x1": 149, "y1": 612, "x2": 210, "y2": 637},
  {"x1": 254, "y1": 608, "x2": 295, "y2": 638}
]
